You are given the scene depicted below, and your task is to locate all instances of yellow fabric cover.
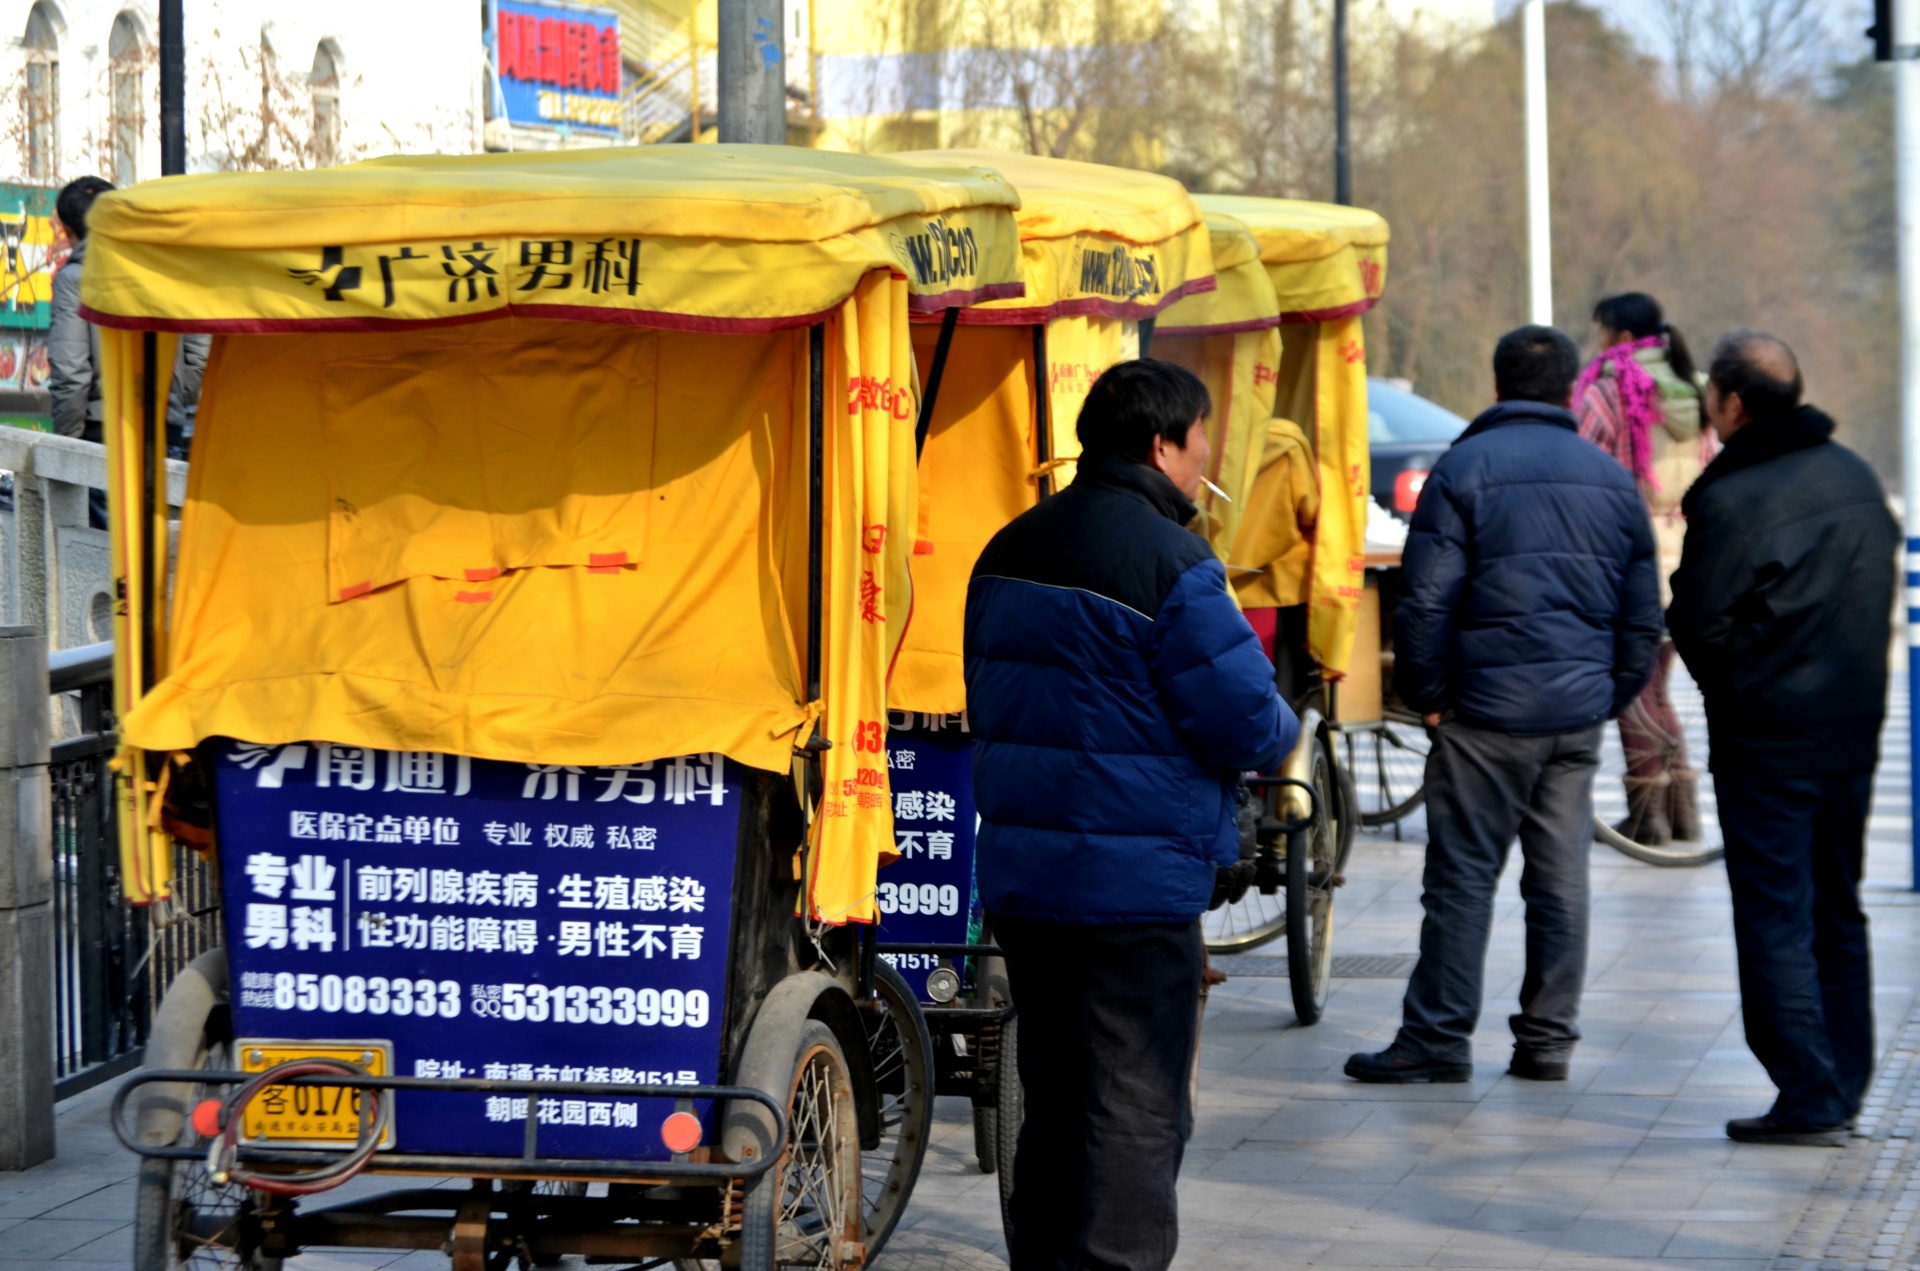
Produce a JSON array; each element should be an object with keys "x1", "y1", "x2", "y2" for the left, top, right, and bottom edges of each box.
[
  {"x1": 890, "y1": 150, "x2": 1216, "y2": 322},
  {"x1": 1155, "y1": 327, "x2": 1281, "y2": 561},
  {"x1": 1193, "y1": 194, "x2": 1389, "y2": 321},
  {"x1": 1156, "y1": 213, "x2": 1280, "y2": 338},
  {"x1": 80, "y1": 146, "x2": 1026, "y2": 330},
  {"x1": 891, "y1": 325, "x2": 1038, "y2": 715},
  {"x1": 1230, "y1": 417, "x2": 1319, "y2": 609},
  {"x1": 1040, "y1": 314, "x2": 1129, "y2": 489},
  {"x1": 116, "y1": 278, "x2": 916, "y2": 921},
  {"x1": 1305, "y1": 317, "x2": 1371, "y2": 675}
]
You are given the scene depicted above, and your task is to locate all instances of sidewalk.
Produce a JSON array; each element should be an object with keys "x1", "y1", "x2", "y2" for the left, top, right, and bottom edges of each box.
[
  {"x1": 885, "y1": 677, "x2": 1920, "y2": 1271},
  {"x1": 4, "y1": 679, "x2": 1916, "y2": 1270}
]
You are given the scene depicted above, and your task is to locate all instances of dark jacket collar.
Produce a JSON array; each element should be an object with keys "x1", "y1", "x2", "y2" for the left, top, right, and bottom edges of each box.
[
  {"x1": 1075, "y1": 449, "x2": 1198, "y2": 526},
  {"x1": 1681, "y1": 404, "x2": 1835, "y2": 517},
  {"x1": 1456, "y1": 399, "x2": 1578, "y2": 445}
]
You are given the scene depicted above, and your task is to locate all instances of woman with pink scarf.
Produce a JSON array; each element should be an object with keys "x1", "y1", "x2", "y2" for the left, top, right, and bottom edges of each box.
[{"x1": 1577, "y1": 293, "x2": 1716, "y2": 846}]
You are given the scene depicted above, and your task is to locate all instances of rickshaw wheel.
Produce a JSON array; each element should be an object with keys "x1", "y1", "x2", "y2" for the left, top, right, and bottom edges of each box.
[
  {"x1": 738, "y1": 1021, "x2": 863, "y2": 1270},
  {"x1": 132, "y1": 1036, "x2": 277, "y2": 1271},
  {"x1": 1342, "y1": 710, "x2": 1431, "y2": 830},
  {"x1": 1286, "y1": 732, "x2": 1339, "y2": 1026},
  {"x1": 992, "y1": 1014, "x2": 1021, "y2": 1254},
  {"x1": 970, "y1": 958, "x2": 1009, "y2": 1175},
  {"x1": 858, "y1": 963, "x2": 933, "y2": 1261}
]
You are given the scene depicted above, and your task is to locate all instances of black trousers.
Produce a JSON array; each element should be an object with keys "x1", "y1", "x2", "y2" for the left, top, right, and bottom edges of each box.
[
  {"x1": 1715, "y1": 768, "x2": 1875, "y2": 1126},
  {"x1": 993, "y1": 914, "x2": 1204, "y2": 1271}
]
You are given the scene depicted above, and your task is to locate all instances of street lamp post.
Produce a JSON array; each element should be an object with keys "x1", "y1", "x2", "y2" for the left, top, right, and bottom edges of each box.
[
  {"x1": 159, "y1": 0, "x2": 183, "y2": 175},
  {"x1": 1333, "y1": 0, "x2": 1351, "y2": 206},
  {"x1": 1523, "y1": 0, "x2": 1552, "y2": 327},
  {"x1": 1892, "y1": 0, "x2": 1920, "y2": 889}
]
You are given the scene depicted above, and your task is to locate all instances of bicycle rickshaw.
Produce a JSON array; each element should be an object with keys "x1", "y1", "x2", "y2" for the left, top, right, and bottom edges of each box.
[
  {"x1": 1182, "y1": 194, "x2": 1392, "y2": 1023},
  {"x1": 875, "y1": 148, "x2": 1218, "y2": 1239},
  {"x1": 90, "y1": 145, "x2": 1029, "y2": 1269}
]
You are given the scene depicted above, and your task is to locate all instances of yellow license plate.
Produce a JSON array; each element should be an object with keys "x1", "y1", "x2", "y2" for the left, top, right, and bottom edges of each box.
[{"x1": 235, "y1": 1041, "x2": 396, "y2": 1148}]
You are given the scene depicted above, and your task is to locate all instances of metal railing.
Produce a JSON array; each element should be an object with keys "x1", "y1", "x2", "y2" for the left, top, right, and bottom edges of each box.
[{"x1": 48, "y1": 641, "x2": 222, "y2": 1098}]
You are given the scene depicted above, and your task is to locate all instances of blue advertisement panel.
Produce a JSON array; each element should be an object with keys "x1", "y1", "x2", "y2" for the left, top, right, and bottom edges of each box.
[
  {"x1": 877, "y1": 712, "x2": 979, "y2": 999},
  {"x1": 212, "y1": 740, "x2": 737, "y2": 1162},
  {"x1": 493, "y1": 0, "x2": 624, "y2": 135}
]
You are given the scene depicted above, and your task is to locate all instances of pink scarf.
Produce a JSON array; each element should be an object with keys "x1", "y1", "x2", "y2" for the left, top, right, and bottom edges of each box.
[{"x1": 1575, "y1": 335, "x2": 1666, "y2": 486}]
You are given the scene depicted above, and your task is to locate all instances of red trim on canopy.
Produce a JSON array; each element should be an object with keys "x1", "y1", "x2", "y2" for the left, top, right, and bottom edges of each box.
[
  {"x1": 1277, "y1": 295, "x2": 1381, "y2": 325},
  {"x1": 910, "y1": 273, "x2": 1220, "y2": 326}
]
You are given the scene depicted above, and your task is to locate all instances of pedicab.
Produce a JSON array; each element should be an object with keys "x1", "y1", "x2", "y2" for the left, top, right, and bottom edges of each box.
[
  {"x1": 87, "y1": 144, "x2": 1027, "y2": 1270},
  {"x1": 1184, "y1": 194, "x2": 1391, "y2": 1025},
  {"x1": 878, "y1": 148, "x2": 1216, "y2": 1240}
]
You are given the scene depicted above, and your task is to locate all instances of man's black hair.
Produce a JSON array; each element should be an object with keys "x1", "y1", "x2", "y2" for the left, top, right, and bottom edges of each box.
[
  {"x1": 1492, "y1": 324, "x2": 1582, "y2": 405},
  {"x1": 1708, "y1": 329, "x2": 1802, "y2": 425},
  {"x1": 56, "y1": 176, "x2": 116, "y2": 240},
  {"x1": 1076, "y1": 358, "x2": 1211, "y2": 463}
]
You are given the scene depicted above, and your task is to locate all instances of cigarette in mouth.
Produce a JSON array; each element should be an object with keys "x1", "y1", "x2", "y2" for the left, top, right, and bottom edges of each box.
[{"x1": 1202, "y1": 478, "x2": 1232, "y2": 503}]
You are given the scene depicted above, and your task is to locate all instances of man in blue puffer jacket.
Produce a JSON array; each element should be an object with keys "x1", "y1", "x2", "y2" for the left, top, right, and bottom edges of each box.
[
  {"x1": 1346, "y1": 325, "x2": 1661, "y2": 1086},
  {"x1": 966, "y1": 358, "x2": 1295, "y2": 1271}
]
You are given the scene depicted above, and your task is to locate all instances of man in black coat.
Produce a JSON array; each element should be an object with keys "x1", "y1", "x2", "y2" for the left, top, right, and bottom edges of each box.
[
  {"x1": 1347, "y1": 326, "x2": 1662, "y2": 1084},
  {"x1": 1668, "y1": 331, "x2": 1898, "y2": 1145}
]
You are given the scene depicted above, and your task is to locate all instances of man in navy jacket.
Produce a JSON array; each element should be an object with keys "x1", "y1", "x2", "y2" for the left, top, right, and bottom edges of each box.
[
  {"x1": 1346, "y1": 326, "x2": 1661, "y2": 1085},
  {"x1": 966, "y1": 358, "x2": 1295, "y2": 1271}
]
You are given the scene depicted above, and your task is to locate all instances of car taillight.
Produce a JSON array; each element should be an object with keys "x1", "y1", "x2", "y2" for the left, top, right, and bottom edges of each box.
[{"x1": 1394, "y1": 469, "x2": 1429, "y2": 513}]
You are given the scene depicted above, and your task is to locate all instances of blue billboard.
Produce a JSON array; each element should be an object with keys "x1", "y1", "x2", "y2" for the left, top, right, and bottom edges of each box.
[
  {"x1": 213, "y1": 739, "x2": 737, "y2": 1161},
  {"x1": 493, "y1": 0, "x2": 624, "y2": 135}
]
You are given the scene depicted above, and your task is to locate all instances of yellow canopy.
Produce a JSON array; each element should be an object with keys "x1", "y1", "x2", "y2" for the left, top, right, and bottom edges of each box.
[
  {"x1": 80, "y1": 145, "x2": 1026, "y2": 333},
  {"x1": 1155, "y1": 211, "x2": 1285, "y2": 562},
  {"x1": 890, "y1": 150, "x2": 1216, "y2": 325},
  {"x1": 1192, "y1": 194, "x2": 1390, "y2": 676},
  {"x1": 1193, "y1": 194, "x2": 1388, "y2": 323},
  {"x1": 886, "y1": 153, "x2": 1217, "y2": 713},
  {"x1": 97, "y1": 147, "x2": 1026, "y2": 924}
]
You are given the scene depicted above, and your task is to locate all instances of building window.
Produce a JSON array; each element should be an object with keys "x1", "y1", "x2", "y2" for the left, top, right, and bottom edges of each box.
[
  {"x1": 310, "y1": 42, "x2": 340, "y2": 166},
  {"x1": 108, "y1": 12, "x2": 143, "y2": 184},
  {"x1": 24, "y1": 4, "x2": 59, "y2": 183}
]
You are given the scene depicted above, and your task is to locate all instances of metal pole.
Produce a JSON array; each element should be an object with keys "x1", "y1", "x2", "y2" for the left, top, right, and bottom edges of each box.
[
  {"x1": 1522, "y1": 0, "x2": 1552, "y2": 326},
  {"x1": 159, "y1": 0, "x2": 184, "y2": 175},
  {"x1": 1332, "y1": 0, "x2": 1351, "y2": 205},
  {"x1": 1897, "y1": 0, "x2": 1920, "y2": 889},
  {"x1": 717, "y1": 0, "x2": 786, "y2": 144}
]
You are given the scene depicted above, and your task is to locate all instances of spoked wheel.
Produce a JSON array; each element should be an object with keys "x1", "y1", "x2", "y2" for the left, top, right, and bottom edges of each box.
[
  {"x1": 1341, "y1": 710, "x2": 1431, "y2": 830},
  {"x1": 857, "y1": 962, "x2": 933, "y2": 1261},
  {"x1": 1286, "y1": 730, "x2": 1340, "y2": 1025},
  {"x1": 1200, "y1": 858, "x2": 1288, "y2": 954},
  {"x1": 971, "y1": 958, "x2": 1009, "y2": 1176},
  {"x1": 1592, "y1": 815, "x2": 1725, "y2": 867},
  {"x1": 739, "y1": 1021, "x2": 864, "y2": 1270},
  {"x1": 132, "y1": 1037, "x2": 276, "y2": 1271},
  {"x1": 991, "y1": 1013, "x2": 1020, "y2": 1255}
]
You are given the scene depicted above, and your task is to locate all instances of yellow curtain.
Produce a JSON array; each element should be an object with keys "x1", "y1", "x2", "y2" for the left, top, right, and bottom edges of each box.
[
  {"x1": 890, "y1": 324, "x2": 1037, "y2": 715},
  {"x1": 1305, "y1": 316, "x2": 1370, "y2": 675},
  {"x1": 1155, "y1": 326, "x2": 1280, "y2": 559},
  {"x1": 1041, "y1": 314, "x2": 1128, "y2": 489},
  {"x1": 115, "y1": 285, "x2": 916, "y2": 921}
]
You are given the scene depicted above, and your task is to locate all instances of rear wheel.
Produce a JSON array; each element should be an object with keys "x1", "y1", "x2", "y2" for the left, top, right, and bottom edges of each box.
[
  {"x1": 131, "y1": 1034, "x2": 273, "y2": 1270},
  {"x1": 1592, "y1": 815, "x2": 1725, "y2": 867},
  {"x1": 738, "y1": 1021, "x2": 864, "y2": 1270},
  {"x1": 1342, "y1": 711, "x2": 1431, "y2": 830},
  {"x1": 1286, "y1": 732, "x2": 1339, "y2": 1025},
  {"x1": 992, "y1": 1014, "x2": 1021, "y2": 1254},
  {"x1": 971, "y1": 959, "x2": 1009, "y2": 1176},
  {"x1": 857, "y1": 963, "x2": 933, "y2": 1261}
]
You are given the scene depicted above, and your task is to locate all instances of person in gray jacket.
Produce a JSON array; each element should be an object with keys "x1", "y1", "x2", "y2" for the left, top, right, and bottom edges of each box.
[{"x1": 49, "y1": 177, "x2": 207, "y2": 520}]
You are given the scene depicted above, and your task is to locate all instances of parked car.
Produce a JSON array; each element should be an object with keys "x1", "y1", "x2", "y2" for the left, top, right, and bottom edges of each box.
[{"x1": 1369, "y1": 378, "x2": 1468, "y2": 522}]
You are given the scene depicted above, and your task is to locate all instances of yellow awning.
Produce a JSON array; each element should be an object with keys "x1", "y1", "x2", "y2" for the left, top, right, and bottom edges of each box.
[
  {"x1": 891, "y1": 150, "x2": 1216, "y2": 324},
  {"x1": 1193, "y1": 194, "x2": 1388, "y2": 323},
  {"x1": 81, "y1": 145, "x2": 1026, "y2": 332},
  {"x1": 1156, "y1": 211, "x2": 1279, "y2": 338},
  {"x1": 96, "y1": 147, "x2": 996, "y2": 924}
]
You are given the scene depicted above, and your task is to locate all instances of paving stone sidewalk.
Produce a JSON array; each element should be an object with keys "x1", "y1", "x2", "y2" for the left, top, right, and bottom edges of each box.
[{"x1": 4, "y1": 680, "x2": 1918, "y2": 1270}]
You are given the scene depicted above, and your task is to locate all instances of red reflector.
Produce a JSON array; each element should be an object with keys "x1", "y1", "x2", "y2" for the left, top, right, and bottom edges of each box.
[
  {"x1": 661, "y1": 1110, "x2": 703, "y2": 1153},
  {"x1": 192, "y1": 1098, "x2": 224, "y2": 1139},
  {"x1": 1394, "y1": 469, "x2": 1429, "y2": 513}
]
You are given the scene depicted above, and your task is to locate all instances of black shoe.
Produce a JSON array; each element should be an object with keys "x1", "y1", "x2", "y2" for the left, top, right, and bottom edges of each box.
[
  {"x1": 1345, "y1": 1044, "x2": 1471, "y2": 1084},
  {"x1": 1724, "y1": 1115, "x2": 1848, "y2": 1146},
  {"x1": 1508, "y1": 1051, "x2": 1570, "y2": 1081}
]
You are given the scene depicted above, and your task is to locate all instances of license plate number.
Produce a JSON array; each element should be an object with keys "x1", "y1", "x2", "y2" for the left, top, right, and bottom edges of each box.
[{"x1": 235, "y1": 1041, "x2": 395, "y2": 1147}]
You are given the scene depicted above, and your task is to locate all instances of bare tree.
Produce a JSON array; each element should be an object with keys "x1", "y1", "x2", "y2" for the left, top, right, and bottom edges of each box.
[{"x1": 1648, "y1": 0, "x2": 1832, "y2": 100}]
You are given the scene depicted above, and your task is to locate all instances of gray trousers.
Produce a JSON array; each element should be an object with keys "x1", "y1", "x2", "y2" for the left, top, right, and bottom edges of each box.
[{"x1": 1398, "y1": 720, "x2": 1602, "y2": 1063}]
